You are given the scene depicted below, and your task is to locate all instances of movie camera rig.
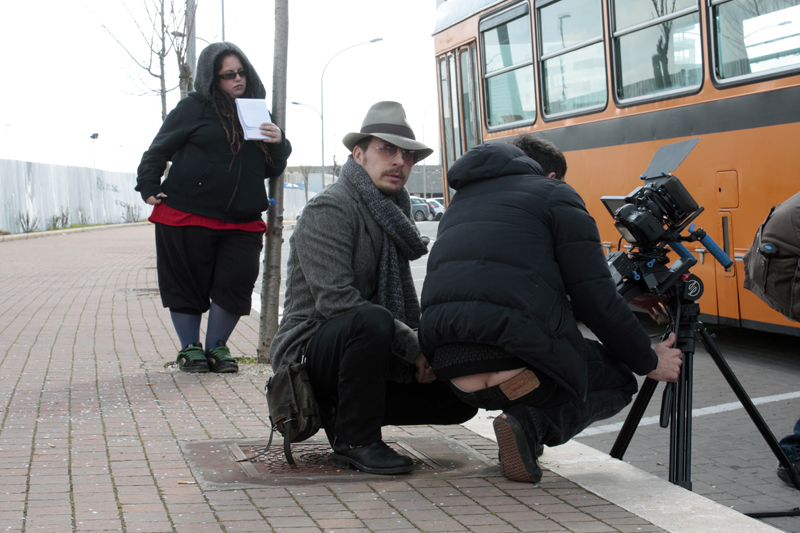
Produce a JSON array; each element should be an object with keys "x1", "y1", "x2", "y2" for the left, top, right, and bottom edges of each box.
[{"x1": 599, "y1": 138, "x2": 799, "y2": 518}]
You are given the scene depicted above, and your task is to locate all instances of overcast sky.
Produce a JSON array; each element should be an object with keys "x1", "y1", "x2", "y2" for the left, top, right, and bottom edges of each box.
[{"x1": 1, "y1": 0, "x2": 442, "y2": 173}]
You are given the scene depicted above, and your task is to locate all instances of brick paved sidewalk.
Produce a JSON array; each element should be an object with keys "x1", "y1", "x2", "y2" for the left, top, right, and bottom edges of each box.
[{"x1": 0, "y1": 225, "x2": 778, "y2": 532}]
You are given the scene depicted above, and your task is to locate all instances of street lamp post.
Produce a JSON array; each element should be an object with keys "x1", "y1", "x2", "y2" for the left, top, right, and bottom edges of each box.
[
  {"x1": 422, "y1": 102, "x2": 436, "y2": 199},
  {"x1": 320, "y1": 38, "x2": 382, "y2": 180},
  {"x1": 186, "y1": 0, "x2": 196, "y2": 83},
  {"x1": 89, "y1": 133, "x2": 99, "y2": 178}
]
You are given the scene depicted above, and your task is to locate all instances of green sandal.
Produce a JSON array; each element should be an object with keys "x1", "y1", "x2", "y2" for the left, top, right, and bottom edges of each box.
[
  {"x1": 206, "y1": 342, "x2": 239, "y2": 373},
  {"x1": 177, "y1": 342, "x2": 209, "y2": 373}
]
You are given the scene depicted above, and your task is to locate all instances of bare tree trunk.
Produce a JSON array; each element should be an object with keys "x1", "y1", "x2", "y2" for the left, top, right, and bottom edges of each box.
[
  {"x1": 179, "y1": 63, "x2": 191, "y2": 99},
  {"x1": 257, "y1": 0, "x2": 289, "y2": 363},
  {"x1": 178, "y1": 0, "x2": 196, "y2": 99},
  {"x1": 159, "y1": 0, "x2": 168, "y2": 121}
]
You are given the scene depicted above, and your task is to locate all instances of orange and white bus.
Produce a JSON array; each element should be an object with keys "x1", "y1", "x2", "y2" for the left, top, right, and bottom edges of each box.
[{"x1": 433, "y1": 0, "x2": 800, "y2": 337}]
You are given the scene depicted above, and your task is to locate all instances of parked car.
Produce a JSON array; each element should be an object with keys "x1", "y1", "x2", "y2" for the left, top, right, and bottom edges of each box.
[
  {"x1": 410, "y1": 196, "x2": 433, "y2": 221},
  {"x1": 427, "y1": 198, "x2": 445, "y2": 221}
]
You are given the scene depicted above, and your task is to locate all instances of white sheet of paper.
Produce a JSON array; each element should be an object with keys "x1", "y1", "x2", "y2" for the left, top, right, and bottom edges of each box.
[{"x1": 235, "y1": 99, "x2": 272, "y2": 140}]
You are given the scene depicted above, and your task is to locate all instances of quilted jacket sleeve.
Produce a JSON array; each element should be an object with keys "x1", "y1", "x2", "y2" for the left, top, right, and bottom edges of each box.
[{"x1": 548, "y1": 183, "x2": 658, "y2": 375}]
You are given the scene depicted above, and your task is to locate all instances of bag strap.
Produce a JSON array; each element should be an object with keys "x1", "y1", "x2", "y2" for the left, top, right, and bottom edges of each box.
[
  {"x1": 284, "y1": 419, "x2": 298, "y2": 469},
  {"x1": 281, "y1": 351, "x2": 308, "y2": 468},
  {"x1": 235, "y1": 423, "x2": 276, "y2": 463}
]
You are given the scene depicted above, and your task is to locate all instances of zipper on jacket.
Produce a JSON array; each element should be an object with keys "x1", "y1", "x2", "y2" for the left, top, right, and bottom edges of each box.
[{"x1": 226, "y1": 161, "x2": 243, "y2": 213}]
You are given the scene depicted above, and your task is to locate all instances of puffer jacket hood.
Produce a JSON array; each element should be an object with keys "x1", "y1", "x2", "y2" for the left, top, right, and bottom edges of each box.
[
  {"x1": 447, "y1": 143, "x2": 545, "y2": 190},
  {"x1": 194, "y1": 42, "x2": 266, "y2": 103}
]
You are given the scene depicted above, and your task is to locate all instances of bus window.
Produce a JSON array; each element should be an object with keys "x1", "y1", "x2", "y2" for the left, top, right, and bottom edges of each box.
[
  {"x1": 538, "y1": 0, "x2": 607, "y2": 116},
  {"x1": 471, "y1": 45, "x2": 483, "y2": 143},
  {"x1": 460, "y1": 48, "x2": 479, "y2": 150},
  {"x1": 614, "y1": 0, "x2": 696, "y2": 29},
  {"x1": 612, "y1": 0, "x2": 702, "y2": 101},
  {"x1": 714, "y1": 0, "x2": 800, "y2": 81},
  {"x1": 439, "y1": 56, "x2": 457, "y2": 169},
  {"x1": 449, "y1": 55, "x2": 463, "y2": 160},
  {"x1": 480, "y1": 2, "x2": 536, "y2": 127}
]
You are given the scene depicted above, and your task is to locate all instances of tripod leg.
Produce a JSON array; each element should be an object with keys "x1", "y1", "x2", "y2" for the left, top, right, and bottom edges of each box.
[
  {"x1": 660, "y1": 383, "x2": 674, "y2": 427},
  {"x1": 698, "y1": 326, "x2": 799, "y2": 484},
  {"x1": 685, "y1": 352, "x2": 693, "y2": 485},
  {"x1": 669, "y1": 350, "x2": 693, "y2": 490},
  {"x1": 664, "y1": 303, "x2": 696, "y2": 490},
  {"x1": 669, "y1": 378, "x2": 679, "y2": 482},
  {"x1": 610, "y1": 378, "x2": 658, "y2": 459}
]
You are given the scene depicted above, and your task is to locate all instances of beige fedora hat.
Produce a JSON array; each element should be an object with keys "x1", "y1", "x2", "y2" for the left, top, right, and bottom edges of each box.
[{"x1": 342, "y1": 101, "x2": 433, "y2": 162}]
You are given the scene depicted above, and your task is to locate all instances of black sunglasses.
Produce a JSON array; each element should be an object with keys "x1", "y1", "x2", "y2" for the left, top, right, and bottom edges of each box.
[{"x1": 218, "y1": 69, "x2": 247, "y2": 80}]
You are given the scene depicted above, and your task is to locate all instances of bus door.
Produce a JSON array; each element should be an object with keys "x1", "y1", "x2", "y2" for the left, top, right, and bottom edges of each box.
[
  {"x1": 438, "y1": 43, "x2": 482, "y2": 203},
  {"x1": 715, "y1": 170, "x2": 741, "y2": 327}
]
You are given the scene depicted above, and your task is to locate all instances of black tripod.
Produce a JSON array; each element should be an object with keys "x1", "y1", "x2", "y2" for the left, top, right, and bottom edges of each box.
[{"x1": 610, "y1": 278, "x2": 800, "y2": 518}]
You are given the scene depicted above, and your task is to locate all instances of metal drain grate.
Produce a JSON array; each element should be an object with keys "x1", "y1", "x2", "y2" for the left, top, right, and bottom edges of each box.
[
  {"x1": 180, "y1": 436, "x2": 497, "y2": 488},
  {"x1": 116, "y1": 287, "x2": 160, "y2": 295},
  {"x1": 230, "y1": 441, "x2": 443, "y2": 478}
]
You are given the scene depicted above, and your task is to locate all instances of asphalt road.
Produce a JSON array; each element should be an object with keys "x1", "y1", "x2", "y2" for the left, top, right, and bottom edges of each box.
[{"x1": 260, "y1": 220, "x2": 800, "y2": 533}]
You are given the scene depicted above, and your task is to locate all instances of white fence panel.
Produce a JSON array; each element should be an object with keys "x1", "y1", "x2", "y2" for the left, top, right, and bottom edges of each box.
[
  {"x1": 0, "y1": 159, "x2": 145, "y2": 234},
  {"x1": 0, "y1": 159, "x2": 310, "y2": 234}
]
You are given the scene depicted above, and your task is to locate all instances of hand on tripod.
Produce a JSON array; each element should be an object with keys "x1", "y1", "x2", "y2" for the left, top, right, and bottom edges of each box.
[
  {"x1": 646, "y1": 333, "x2": 683, "y2": 382},
  {"x1": 630, "y1": 294, "x2": 670, "y2": 324}
]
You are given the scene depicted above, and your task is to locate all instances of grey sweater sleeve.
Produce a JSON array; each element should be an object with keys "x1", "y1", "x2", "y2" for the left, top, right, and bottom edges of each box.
[{"x1": 293, "y1": 196, "x2": 372, "y2": 319}]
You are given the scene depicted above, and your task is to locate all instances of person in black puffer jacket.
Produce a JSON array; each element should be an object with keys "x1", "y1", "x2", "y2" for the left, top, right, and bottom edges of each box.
[
  {"x1": 135, "y1": 42, "x2": 292, "y2": 374},
  {"x1": 419, "y1": 136, "x2": 682, "y2": 484}
]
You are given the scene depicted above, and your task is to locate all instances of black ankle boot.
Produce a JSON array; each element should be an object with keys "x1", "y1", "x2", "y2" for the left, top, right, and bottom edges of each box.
[{"x1": 332, "y1": 440, "x2": 414, "y2": 475}]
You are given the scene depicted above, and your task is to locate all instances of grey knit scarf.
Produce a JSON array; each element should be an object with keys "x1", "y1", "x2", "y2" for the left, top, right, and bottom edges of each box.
[{"x1": 340, "y1": 156, "x2": 428, "y2": 328}]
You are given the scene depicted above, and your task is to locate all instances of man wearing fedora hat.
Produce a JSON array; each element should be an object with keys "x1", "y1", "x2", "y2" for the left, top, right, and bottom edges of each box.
[{"x1": 270, "y1": 101, "x2": 477, "y2": 475}]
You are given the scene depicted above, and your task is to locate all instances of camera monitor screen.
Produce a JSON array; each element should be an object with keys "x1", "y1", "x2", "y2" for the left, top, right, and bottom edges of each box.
[{"x1": 600, "y1": 196, "x2": 627, "y2": 218}]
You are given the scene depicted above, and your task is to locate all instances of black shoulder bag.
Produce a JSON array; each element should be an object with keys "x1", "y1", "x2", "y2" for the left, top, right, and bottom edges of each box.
[{"x1": 239, "y1": 360, "x2": 321, "y2": 469}]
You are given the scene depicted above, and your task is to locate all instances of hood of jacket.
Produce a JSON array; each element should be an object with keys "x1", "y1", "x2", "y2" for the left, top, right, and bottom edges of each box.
[
  {"x1": 447, "y1": 143, "x2": 545, "y2": 191},
  {"x1": 194, "y1": 42, "x2": 266, "y2": 103}
]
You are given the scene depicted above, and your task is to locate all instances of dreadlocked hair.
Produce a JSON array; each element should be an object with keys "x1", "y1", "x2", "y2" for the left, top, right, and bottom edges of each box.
[{"x1": 210, "y1": 52, "x2": 272, "y2": 165}]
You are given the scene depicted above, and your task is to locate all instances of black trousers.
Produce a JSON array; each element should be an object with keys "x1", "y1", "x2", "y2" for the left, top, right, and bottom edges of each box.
[
  {"x1": 155, "y1": 223, "x2": 263, "y2": 316},
  {"x1": 304, "y1": 304, "x2": 478, "y2": 445},
  {"x1": 448, "y1": 339, "x2": 638, "y2": 448}
]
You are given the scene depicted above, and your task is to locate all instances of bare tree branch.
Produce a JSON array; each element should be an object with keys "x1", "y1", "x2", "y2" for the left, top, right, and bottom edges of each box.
[
  {"x1": 298, "y1": 165, "x2": 312, "y2": 203},
  {"x1": 92, "y1": 0, "x2": 189, "y2": 121}
]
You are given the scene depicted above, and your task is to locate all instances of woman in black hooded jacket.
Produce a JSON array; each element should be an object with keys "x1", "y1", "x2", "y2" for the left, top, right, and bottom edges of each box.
[{"x1": 136, "y1": 42, "x2": 291, "y2": 373}]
